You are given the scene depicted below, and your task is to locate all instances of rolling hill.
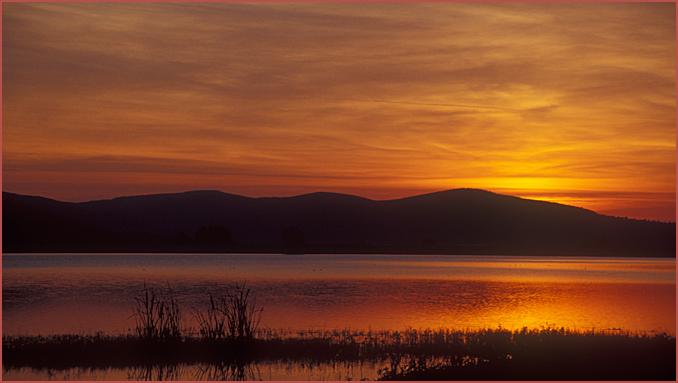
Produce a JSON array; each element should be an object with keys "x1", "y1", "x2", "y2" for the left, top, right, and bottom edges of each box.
[{"x1": 2, "y1": 189, "x2": 675, "y2": 256}]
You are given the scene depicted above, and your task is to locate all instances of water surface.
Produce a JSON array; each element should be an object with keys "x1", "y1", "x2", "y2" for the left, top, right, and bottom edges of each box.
[{"x1": 3, "y1": 253, "x2": 675, "y2": 335}]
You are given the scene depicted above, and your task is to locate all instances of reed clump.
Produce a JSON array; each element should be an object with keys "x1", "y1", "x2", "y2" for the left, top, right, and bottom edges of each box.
[
  {"x1": 194, "y1": 282, "x2": 263, "y2": 342},
  {"x1": 132, "y1": 284, "x2": 182, "y2": 342},
  {"x1": 129, "y1": 282, "x2": 262, "y2": 344}
]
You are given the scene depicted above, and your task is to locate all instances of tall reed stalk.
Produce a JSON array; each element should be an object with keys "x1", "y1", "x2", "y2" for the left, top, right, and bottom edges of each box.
[
  {"x1": 194, "y1": 282, "x2": 263, "y2": 341},
  {"x1": 132, "y1": 284, "x2": 182, "y2": 341}
]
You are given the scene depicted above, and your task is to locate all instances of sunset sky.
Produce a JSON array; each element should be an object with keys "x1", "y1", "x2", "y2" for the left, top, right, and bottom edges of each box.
[{"x1": 3, "y1": 3, "x2": 675, "y2": 221}]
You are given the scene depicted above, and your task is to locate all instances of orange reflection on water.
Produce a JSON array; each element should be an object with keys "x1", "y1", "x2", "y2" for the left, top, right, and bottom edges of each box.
[
  {"x1": 2, "y1": 254, "x2": 675, "y2": 336},
  {"x1": 406, "y1": 283, "x2": 675, "y2": 333}
]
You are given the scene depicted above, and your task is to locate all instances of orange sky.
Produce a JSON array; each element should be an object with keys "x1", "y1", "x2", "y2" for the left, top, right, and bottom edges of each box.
[{"x1": 2, "y1": 3, "x2": 676, "y2": 221}]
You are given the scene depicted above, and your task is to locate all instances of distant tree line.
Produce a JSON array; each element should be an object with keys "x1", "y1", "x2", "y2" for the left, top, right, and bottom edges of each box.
[{"x1": 174, "y1": 225, "x2": 306, "y2": 254}]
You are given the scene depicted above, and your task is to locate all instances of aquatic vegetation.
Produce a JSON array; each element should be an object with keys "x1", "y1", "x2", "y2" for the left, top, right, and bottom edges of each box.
[
  {"x1": 223, "y1": 283, "x2": 263, "y2": 341},
  {"x1": 132, "y1": 284, "x2": 182, "y2": 342},
  {"x1": 376, "y1": 328, "x2": 677, "y2": 380},
  {"x1": 194, "y1": 283, "x2": 262, "y2": 342},
  {"x1": 3, "y1": 327, "x2": 675, "y2": 380},
  {"x1": 194, "y1": 294, "x2": 229, "y2": 341}
]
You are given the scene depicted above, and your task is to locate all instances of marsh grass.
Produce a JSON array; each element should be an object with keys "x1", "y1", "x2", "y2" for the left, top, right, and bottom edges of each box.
[
  {"x1": 224, "y1": 283, "x2": 262, "y2": 340},
  {"x1": 194, "y1": 283, "x2": 262, "y2": 342},
  {"x1": 3, "y1": 327, "x2": 675, "y2": 380},
  {"x1": 132, "y1": 284, "x2": 181, "y2": 342},
  {"x1": 194, "y1": 294, "x2": 228, "y2": 341}
]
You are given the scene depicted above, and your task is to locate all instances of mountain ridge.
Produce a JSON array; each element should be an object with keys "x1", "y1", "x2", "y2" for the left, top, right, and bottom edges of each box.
[
  {"x1": 0, "y1": 188, "x2": 605, "y2": 214},
  {"x1": 3, "y1": 189, "x2": 675, "y2": 256}
]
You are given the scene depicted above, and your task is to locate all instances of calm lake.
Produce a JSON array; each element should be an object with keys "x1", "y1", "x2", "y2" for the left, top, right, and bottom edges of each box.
[
  {"x1": 4, "y1": 253, "x2": 675, "y2": 334},
  {"x1": 3, "y1": 253, "x2": 676, "y2": 380}
]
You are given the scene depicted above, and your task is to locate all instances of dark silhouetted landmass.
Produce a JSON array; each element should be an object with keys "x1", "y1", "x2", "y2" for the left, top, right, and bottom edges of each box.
[{"x1": 2, "y1": 189, "x2": 675, "y2": 256}]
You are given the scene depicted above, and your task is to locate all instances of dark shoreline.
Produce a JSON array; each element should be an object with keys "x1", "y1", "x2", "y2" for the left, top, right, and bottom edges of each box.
[{"x1": 4, "y1": 328, "x2": 676, "y2": 380}]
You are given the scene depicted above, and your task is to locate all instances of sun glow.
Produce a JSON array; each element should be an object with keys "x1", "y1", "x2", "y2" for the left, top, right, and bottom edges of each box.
[{"x1": 2, "y1": 3, "x2": 675, "y2": 221}]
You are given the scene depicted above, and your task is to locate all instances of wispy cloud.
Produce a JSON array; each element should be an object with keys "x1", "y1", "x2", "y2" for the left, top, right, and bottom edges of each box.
[{"x1": 3, "y1": 3, "x2": 675, "y2": 221}]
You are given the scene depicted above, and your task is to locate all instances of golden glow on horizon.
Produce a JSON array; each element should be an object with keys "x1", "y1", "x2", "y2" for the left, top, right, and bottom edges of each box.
[{"x1": 2, "y1": 3, "x2": 675, "y2": 220}]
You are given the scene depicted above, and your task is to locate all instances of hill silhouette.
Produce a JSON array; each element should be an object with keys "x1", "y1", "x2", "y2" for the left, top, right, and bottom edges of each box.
[{"x1": 2, "y1": 189, "x2": 675, "y2": 256}]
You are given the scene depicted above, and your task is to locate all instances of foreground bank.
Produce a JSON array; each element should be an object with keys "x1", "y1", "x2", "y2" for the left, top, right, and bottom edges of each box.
[{"x1": 3, "y1": 327, "x2": 675, "y2": 380}]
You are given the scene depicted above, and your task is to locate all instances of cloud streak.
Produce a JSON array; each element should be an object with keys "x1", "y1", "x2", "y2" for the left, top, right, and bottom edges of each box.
[{"x1": 2, "y1": 3, "x2": 675, "y2": 221}]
